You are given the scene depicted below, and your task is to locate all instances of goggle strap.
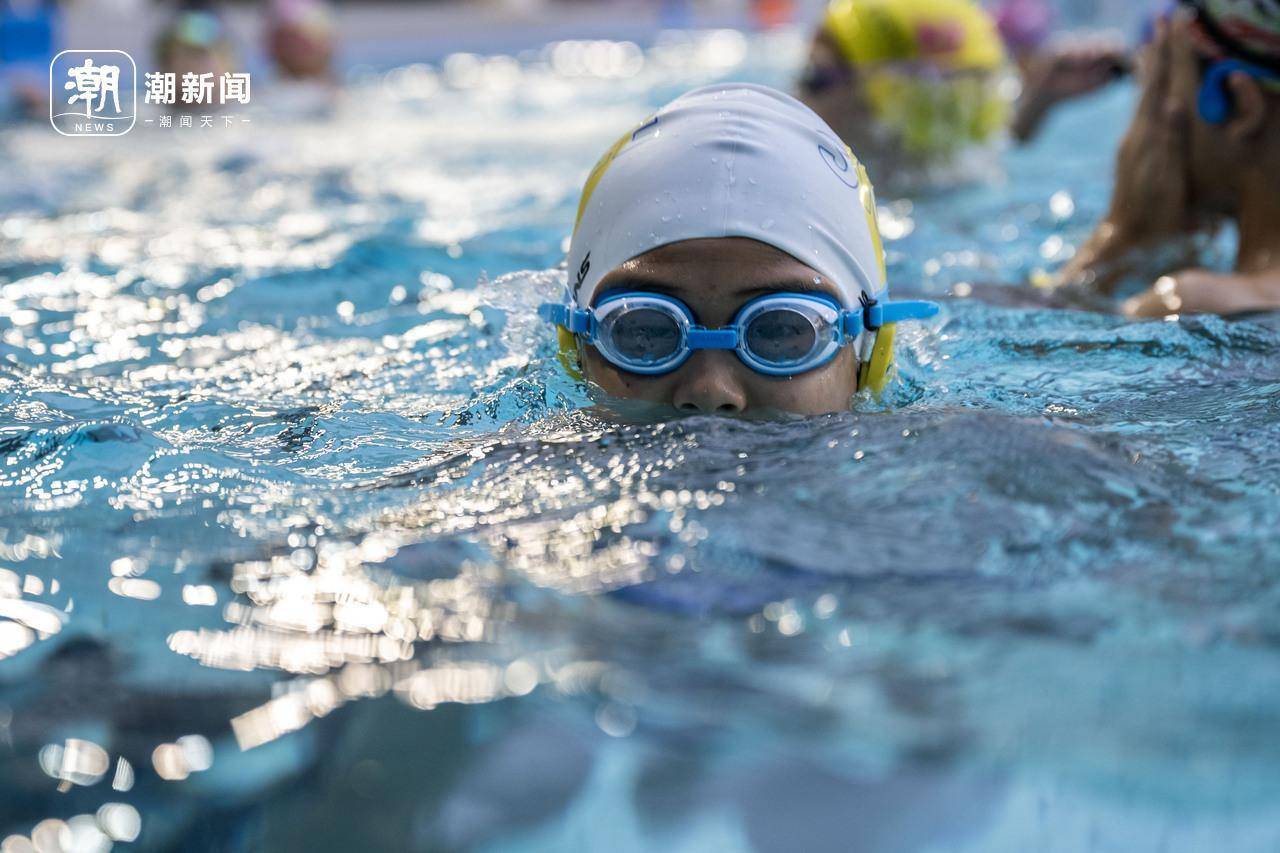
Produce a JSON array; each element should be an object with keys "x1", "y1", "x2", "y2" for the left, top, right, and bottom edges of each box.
[
  {"x1": 880, "y1": 300, "x2": 941, "y2": 326},
  {"x1": 841, "y1": 307, "x2": 867, "y2": 338},
  {"x1": 539, "y1": 303, "x2": 594, "y2": 335},
  {"x1": 850, "y1": 295, "x2": 940, "y2": 334}
]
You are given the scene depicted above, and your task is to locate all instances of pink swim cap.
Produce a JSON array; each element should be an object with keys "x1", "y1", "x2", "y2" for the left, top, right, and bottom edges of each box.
[{"x1": 994, "y1": 0, "x2": 1054, "y2": 53}]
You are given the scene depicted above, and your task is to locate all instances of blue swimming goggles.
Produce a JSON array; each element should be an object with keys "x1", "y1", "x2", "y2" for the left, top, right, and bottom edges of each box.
[{"x1": 539, "y1": 291, "x2": 939, "y2": 377}]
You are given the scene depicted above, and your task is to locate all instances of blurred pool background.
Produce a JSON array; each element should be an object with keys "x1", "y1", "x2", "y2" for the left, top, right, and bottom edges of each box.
[{"x1": 3, "y1": 0, "x2": 1280, "y2": 850}]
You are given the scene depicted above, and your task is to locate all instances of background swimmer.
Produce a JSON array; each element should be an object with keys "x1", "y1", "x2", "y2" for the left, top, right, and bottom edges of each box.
[
  {"x1": 540, "y1": 83, "x2": 937, "y2": 418},
  {"x1": 154, "y1": 5, "x2": 236, "y2": 112},
  {"x1": 798, "y1": 0, "x2": 1128, "y2": 187},
  {"x1": 267, "y1": 0, "x2": 335, "y2": 83},
  {"x1": 0, "y1": 0, "x2": 57, "y2": 120},
  {"x1": 1057, "y1": 0, "x2": 1280, "y2": 317},
  {"x1": 261, "y1": 0, "x2": 339, "y2": 117}
]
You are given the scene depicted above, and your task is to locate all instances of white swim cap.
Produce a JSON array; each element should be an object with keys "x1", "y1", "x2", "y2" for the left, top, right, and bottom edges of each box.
[{"x1": 566, "y1": 83, "x2": 889, "y2": 311}]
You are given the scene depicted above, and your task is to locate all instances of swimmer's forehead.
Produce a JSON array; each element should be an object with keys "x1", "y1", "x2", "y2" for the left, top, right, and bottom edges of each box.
[{"x1": 592, "y1": 238, "x2": 840, "y2": 305}]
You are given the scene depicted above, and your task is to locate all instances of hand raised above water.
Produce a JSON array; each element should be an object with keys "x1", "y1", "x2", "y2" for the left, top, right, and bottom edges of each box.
[
  {"x1": 1055, "y1": 15, "x2": 1215, "y2": 295},
  {"x1": 1105, "y1": 16, "x2": 1204, "y2": 243},
  {"x1": 1024, "y1": 36, "x2": 1130, "y2": 107}
]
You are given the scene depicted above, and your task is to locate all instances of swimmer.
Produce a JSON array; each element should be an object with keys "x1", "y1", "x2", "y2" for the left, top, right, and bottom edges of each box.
[
  {"x1": 266, "y1": 0, "x2": 335, "y2": 83},
  {"x1": 0, "y1": 0, "x2": 58, "y2": 120},
  {"x1": 261, "y1": 0, "x2": 338, "y2": 117},
  {"x1": 797, "y1": 0, "x2": 1128, "y2": 186},
  {"x1": 539, "y1": 84, "x2": 939, "y2": 418},
  {"x1": 1057, "y1": 1, "x2": 1280, "y2": 317},
  {"x1": 154, "y1": 6, "x2": 236, "y2": 111}
]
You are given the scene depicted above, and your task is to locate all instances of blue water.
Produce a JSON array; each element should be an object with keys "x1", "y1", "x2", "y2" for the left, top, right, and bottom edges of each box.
[{"x1": 3, "y1": 28, "x2": 1280, "y2": 852}]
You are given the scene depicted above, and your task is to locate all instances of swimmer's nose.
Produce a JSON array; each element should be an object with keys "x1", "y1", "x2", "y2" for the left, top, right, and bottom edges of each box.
[{"x1": 671, "y1": 352, "x2": 747, "y2": 416}]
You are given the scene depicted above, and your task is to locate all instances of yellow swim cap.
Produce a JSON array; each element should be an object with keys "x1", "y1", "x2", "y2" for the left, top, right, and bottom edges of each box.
[
  {"x1": 822, "y1": 0, "x2": 1010, "y2": 160},
  {"x1": 824, "y1": 0, "x2": 1006, "y2": 71}
]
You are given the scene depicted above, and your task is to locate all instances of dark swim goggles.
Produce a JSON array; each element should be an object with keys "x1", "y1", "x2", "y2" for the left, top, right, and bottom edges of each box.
[{"x1": 540, "y1": 291, "x2": 939, "y2": 377}]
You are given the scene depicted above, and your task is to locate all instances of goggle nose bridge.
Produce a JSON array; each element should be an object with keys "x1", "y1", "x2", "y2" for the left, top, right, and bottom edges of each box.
[{"x1": 685, "y1": 328, "x2": 740, "y2": 349}]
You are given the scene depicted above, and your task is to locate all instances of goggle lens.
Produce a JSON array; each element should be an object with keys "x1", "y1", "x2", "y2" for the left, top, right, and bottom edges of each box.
[
  {"x1": 608, "y1": 307, "x2": 682, "y2": 363},
  {"x1": 744, "y1": 308, "x2": 821, "y2": 366}
]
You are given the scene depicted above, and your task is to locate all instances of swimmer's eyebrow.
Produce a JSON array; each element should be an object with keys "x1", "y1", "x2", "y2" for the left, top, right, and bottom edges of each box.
[
  {"x1": 733, "y1": 279, "x2": 831, "y2": 298},
  {"x1": 596, "y1": 275, "x2": 684, "y2": 298},
  {"x1": 597, "y1": 274, "x2": 831, "y2": 299}
]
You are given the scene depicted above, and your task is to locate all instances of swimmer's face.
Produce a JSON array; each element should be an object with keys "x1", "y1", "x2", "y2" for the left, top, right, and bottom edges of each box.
[
  {"x1": 580, "y1": 238, "x2": 861, "y2": 418},
  {"x1": 270, "y1": 24, "x2": 334, "y2": 80}
]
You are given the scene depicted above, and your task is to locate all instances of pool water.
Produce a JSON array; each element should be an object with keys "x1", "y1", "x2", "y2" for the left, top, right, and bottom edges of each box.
[{"x1": 3, "y1": 28, "x2": 1280, "y2": 852}]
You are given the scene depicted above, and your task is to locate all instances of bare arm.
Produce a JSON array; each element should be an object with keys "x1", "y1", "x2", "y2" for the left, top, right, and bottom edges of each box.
[
  {"x1": 1123, "y1": 269, "x2": 1280, "y2": 318},
  {"x1": 1011, "y1": 38, "x2": 1131, "y2": 144},
  {"x1": 1054, "y1": 17, "x2": 1209, "y2": 296}
]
